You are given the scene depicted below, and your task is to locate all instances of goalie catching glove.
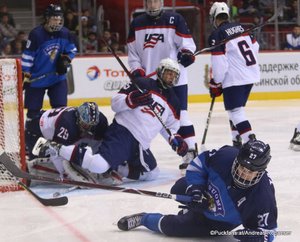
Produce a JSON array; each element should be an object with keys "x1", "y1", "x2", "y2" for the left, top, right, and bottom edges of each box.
[
  {"x1": 56, "y1": 54, "x2": 71, "y2": 75},
  {"x1": 169, "y1": 134, "x2": 188, "y2": 157},
  {"x1": 126, "y1": 89, "x2": 153, "y2": 109},
  {"x1": 32, "y1": 137, "x2": 62, "y2": 158}
]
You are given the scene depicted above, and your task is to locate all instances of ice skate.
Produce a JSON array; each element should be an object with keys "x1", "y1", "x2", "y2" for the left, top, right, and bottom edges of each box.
[
  {"x1": 290, "y1": 129, "x2": 300, "y2": 151},
  {"x1": 117, "y1": 212, "x2": 146, "y2": 231}
]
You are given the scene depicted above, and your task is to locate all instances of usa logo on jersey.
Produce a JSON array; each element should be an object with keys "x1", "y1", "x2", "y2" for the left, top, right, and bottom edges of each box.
[{"x1": 143, "y1": 34, "x2": 164, "y2": 49}]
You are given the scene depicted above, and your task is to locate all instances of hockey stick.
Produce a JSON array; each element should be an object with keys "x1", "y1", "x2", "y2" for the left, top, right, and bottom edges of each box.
[
  {"x1": 24, "y1": 72, "x2": 57, "y2": 83},
  {"x1": 0, "y1": 152, "x2": 192, "y2": 203},
  {"x1": 194, "y1": 7, "x2": 282, "y2": 56},
  {"x1": 0, "y1": 151, "x2": 68, "y2": 206},
  {"x1": 200, "y1": 97, "x2": 215, "y2": 151},
  {"x1": 52, "y1": 185, "x2": 80, "y2": 198},
  {"x1": 17, "y1": 179, "x2": 68, "y2": 206},
  {"x1": 101, "y1": 38, "x2": 175, "y2": 138}
]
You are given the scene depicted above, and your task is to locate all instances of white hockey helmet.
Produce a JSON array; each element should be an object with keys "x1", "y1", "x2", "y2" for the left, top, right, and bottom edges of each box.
[
  {"x1": 145, "y1": 0, "x2": 164, "y2": 17},
  {"x1": 209, "y1": 2, "x2": 230, "y2": 28},
  {"x1": 156, "y1": 58, "x2": 180, "y2": 89}
]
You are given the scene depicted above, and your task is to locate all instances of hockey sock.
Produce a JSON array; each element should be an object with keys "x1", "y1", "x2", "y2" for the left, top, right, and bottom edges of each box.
[{"x1": 142, "y1": 213, "x2": 164, "y2": 233}]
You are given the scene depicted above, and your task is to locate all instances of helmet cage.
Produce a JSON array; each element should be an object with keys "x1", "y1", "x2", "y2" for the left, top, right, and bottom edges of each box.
[
  {"x1": 44, "y1": 4, "x2": 64, "y2": 32},
  {"x1": 231, "y1": 140, "x2": 271, "y2": 189},
  {"x1": 156, "y1": 58, "x2": 180, "y2": 89},
  {"x1": 231, "y1": 159, "x2": 265, "y2": 188},
  {"x1": 145, "y1": 0, "x2": 164, "y2": 17},
  {"x1": 76, "y1": 102, "x2": 100, "y2": 134}
]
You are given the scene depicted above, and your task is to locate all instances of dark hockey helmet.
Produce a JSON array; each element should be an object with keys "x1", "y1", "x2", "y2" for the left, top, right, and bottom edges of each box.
[
  {"x1": 145, "y1": 0, "x2": 164, "y2": 17},
  {"x1": 76, "y1": 102, "x2": 100, "y2": 134},
  {"x1": 231, "y1": 139, "x2": 271, "y2": 188},
  {"x1": 156, "y1": 58, "x2": 180, "y2": 89},
  {"x1": 44, "y1": 4, "x2": 64, "y2": 32}
]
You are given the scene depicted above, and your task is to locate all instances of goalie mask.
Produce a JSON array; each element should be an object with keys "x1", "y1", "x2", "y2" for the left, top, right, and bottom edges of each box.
[
  {"x1": 44, "y1": 4, "x2": 64, "y2": 32},
  {"x1": 231, "y1": 140, "x2": 271, "y2": 189},
  {"x1": 145, "y1": 0, "x2": 164, "y2": 17},
  {"x1": 209, "y1": 2, "x2": 230, "y2": 28},
  {"x1": 76, "y1": 102, "x2": 100, "y2": 134},
  {"x1": 157, "y1": 58, "x2": 180, "y2": 89}
]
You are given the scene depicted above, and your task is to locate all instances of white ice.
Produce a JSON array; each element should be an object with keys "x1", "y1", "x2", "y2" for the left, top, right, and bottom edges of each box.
[{"x1": 0, "y1": 100, "x2": 299, "y2": 242}]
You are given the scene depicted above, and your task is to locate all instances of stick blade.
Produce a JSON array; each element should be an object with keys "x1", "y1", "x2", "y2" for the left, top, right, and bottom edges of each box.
[{"x1": 18, "y1": 180, "x2": 68, "y2": 206}]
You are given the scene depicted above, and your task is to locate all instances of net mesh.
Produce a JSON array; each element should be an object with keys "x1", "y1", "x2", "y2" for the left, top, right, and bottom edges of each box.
[{"x1": 0, "y1": 59, "x2": 25, "y2": 192}]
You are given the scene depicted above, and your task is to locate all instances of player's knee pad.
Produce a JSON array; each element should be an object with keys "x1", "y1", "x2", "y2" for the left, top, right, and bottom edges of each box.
[
  {"x1": 227, "y1": 107, "x2": 247, "y2": 126},
  {"x1": 81, "y1": 150, "x2": 110, "y2": 174}
]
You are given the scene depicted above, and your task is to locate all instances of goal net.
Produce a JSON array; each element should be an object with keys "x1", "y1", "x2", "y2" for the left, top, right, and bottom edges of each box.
[{"x1": 0, "y1": 58, "x2": 26, "y2": 192}]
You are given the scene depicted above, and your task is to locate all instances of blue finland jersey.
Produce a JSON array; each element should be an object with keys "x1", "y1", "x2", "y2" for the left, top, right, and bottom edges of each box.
[
  {"x1": 21, "y1": 25, "x2": 77, "y2": 88},
  {"x1": 186, "y1": 146, "x2": 277, "y2": 231}
]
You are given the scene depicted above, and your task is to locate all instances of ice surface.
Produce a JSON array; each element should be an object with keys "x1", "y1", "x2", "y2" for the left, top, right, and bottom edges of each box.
[{"x1": 0, "y1": 100, "x2": 299, "y2": 242}]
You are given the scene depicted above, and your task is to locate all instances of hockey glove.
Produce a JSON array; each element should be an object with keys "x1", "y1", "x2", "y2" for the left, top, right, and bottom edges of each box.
[
  {"x1": 132, "y1": 68, "x2": 145, "y2": 78},
  {"x1": 233, "y1": 229, "x2": 271, "y2": 242},
  {"x1": 186, "y1": 184, "x2": 209, "y2": 212},
  {"x1": 56, "y1": 54, "x2": 71, "y2": 75},
  {"x1": 209, "y1": 79, "x2": 223, "y2": 98},
  {"x1": 22, "y1": 72, "x2": 31, "y2": 90},
  {"x1": 177, "y1": 49, "x2": 195, "y2": 67},
  {"x1": 169, "y1": 134, "x2": 188, "y2": 157},
  {"x1": 126, "y1": 90, "x2": 153, "y2": 109}
]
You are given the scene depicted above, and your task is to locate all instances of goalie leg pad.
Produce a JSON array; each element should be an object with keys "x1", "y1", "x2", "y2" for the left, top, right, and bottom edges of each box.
[
  {"x1": 62, "y1": 160, "x2": 98, "y2": 183},
  {"x1": 25, "y1": 111, "x2": 43, "y2": 159}
]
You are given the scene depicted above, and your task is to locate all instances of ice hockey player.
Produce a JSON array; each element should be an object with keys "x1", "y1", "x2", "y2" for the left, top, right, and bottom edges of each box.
[
  {"x1": 28, "y1": 102, "x2": 109, "y2": 181},
  {"x1": 289, "y1": 122, "x2": 300, "y2": 151},
  {"x1": 21, "y1": 4, "x2": 77, "y2": 160},
  {"x1": 33, "y1": 58, "x2": 188, "y2": 183},
  {"x1": 208, "y1": 2, "x2": 259, "y2": 148},
  {"x1": 117, "y1": 139, "x2": 278, "y2": 242},
  {"x1": 127, "y1": 0, "x2": 197, "y2": 173}
]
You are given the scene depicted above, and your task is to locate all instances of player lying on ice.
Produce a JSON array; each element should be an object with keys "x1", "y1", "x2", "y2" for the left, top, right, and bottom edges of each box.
[
  {"x1": 26, "y1": 102, "x2": 122, "y2": 184},
  {"x1": 117, "y1": 139, "x2": 278, "y2": 242},
  {"x1": 33, "y1": 58, "x2": 189, "y2": 184}
]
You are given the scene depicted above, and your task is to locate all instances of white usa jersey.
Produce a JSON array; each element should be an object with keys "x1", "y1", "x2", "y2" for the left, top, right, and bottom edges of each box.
[
  {"x1": 111, "y1": 78, "x2": 181, "y2": 149},
  {"x1": 127, "y1": 11, "x2": 196, "y2": 86},
  {"x1": 208, "y1": 21, "x2": 260, "y2": 89}
]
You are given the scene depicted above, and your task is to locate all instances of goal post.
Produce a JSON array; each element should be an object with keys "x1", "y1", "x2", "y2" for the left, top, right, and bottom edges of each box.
[{"x1": 0, "y1": 58, "x2": 26, "y2": 192}]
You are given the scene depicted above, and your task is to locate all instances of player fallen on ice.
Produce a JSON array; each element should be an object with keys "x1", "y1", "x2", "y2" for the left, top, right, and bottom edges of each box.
[
  {"x1": 33, "y1": 58, "x2": 188, "y2": 183},
  {"x1": 117, "y1": 139, "x2": 278, "y2": 241},
  {"x1": 26, "y1": 102, "x2": 120, "y2": 185},
  {"x1": 127, "y1": 0, "x2": 198, "y2": 173}
]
